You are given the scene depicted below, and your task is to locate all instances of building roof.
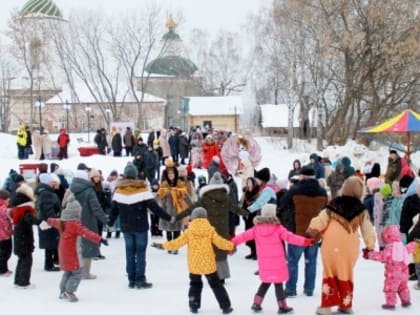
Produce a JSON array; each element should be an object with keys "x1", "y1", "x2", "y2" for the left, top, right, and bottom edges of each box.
[
  {"x1": 145, "y1": 55, "x2": 198, "y2": 76},
  {"x1": 46, "y1": 84, "x2": 166, "y2": 105},
  {"x1": 260, "y1": 104, "x2": 300, "y2": 128},
  {"x1": 188, "y1": 96, "x2": 243, "y2": 116},
  {"x1": 21, "y1": 0, "x2": 63, "y2": 19}
]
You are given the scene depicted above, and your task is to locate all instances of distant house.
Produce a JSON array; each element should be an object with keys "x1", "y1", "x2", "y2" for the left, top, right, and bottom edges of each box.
[
  {"x1": 46, "y1": 85, "x2": 166, "y2": 132},
  {"x1": 259, "y1": 104, "x2": 300, "y2": 136},
  {"x1": 187, "y1": 96, "x2": 243, "y2": 132}
]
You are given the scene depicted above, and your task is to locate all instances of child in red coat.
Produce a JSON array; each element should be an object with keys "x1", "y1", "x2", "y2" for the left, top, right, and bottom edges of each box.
[{"x1": 46, "y1": 195, "x2": 108, "y2": 302}]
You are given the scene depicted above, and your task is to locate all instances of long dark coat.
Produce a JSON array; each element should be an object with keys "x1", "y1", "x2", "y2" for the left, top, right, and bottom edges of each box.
[
  {"x1": 70, "y1": 177, "x2": 107, "y2": 258},
  {"x1": 176, "y1": 183, "x2": 248, "y2": 261},
  {"x1": 34, "y1": 183, "x2": 61, "y2": 250},
  {"x1": 178, "y1": 134, "x2": 190, "y2": 160}
]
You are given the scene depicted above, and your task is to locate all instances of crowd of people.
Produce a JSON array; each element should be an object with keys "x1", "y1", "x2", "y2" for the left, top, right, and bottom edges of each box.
[{"x1": 3, "y1": 125, "x2": 420, "y2": 314}]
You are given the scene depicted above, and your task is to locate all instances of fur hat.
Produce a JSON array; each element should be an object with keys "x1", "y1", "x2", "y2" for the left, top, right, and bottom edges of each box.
[
  {"x1": 340, "y1": 176, "x2": 364, "y2": 200},
  {"x1": 39, "y1": 173, "x2": 60, "y2": 185},
  {"x1": 16, "y1": 183, "x2": 34, "y2": 201},
  {"x1": 299, "y1": 165, "x2": 315, "y2": 177},
  {"x1": 255, "y1": 168, "x2": 270, "y2": 183},
  {"x1": 89, "y1": 168, "x2": 101, "y2": 179},
  {"x1": 60, "y1": 195, "x2": 82, "y2": 221},
  {"x1": 75, "y1": 170, "x2": 89, "y2": 181},
  {"x1": 209, "y1": 172, "x2": 224, "y2": 185},
  {"x1": 124, "y1": 163, "x2": 138, "y2": 179},
  {"x1": 0, "y1": 190, "x2": 10, "y2": 200},
  {"x1": 190, "y1": 207, "x2": 207, "y2": 220},
  {"x1": 261, "y1": 204, "x2": 277, "y2": 217},
  {"x1": 165, "y1": 158, "x2": 175, "y2": 168},
  {"x1": 366, "y1": 177, "x2": 382, "y2": 193}
]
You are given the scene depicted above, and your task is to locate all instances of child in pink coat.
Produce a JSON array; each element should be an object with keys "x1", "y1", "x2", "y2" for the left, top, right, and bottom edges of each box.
[
  {"x1": 232, "y1": 204, "x2": 314, "y2": 313},
  {"x1": 363, "y1": 225, "x2": 417, "y2": 310},
  {"x1": 0, "y1": 190, "x2": 13, "y2": 276}
]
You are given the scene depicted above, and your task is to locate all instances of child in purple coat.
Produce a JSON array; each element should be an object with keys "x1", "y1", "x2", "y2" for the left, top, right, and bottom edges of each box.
[
  {"x1": 363, "y1": 225, "x2": 417, "y2": 310},
  {"x1": 232, "y1": 204, "x2": 314, "y2": 313}
]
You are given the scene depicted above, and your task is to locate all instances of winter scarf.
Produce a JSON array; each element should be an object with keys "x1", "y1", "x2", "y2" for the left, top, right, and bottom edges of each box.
[{"x1": 157, "y1": 182, "x2": 189, "y2": 214}]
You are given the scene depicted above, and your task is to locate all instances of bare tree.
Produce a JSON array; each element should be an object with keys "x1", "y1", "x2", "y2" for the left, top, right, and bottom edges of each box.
[{"x1": 189, "y1": 29, "x2": 247, "y2": 96}]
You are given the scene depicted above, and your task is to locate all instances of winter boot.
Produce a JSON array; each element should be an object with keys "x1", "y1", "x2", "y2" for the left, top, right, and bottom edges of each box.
[
  {"x1": 251, "y1": 295, "x2": 263, "y2": 312},
  {"x1": 278, "y1": 299, "x2": 293, "y2": 313},
  {"x1": 115, "y1": 231, "x2": 121, "y2": 238},
  {"x1": 315, "y1": 307, "x2": 332, "y2": 315},
  {"x1": 381, "y1": 304, "x2": 396, "y2": 310},
  {"x1": 82, "y1": 258, "x2": 97, "y2": 280}
]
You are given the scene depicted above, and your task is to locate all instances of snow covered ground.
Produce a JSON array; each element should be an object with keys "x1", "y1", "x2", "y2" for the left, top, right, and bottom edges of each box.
[{"x1": 0, "y1": 132, "x2": 419, "y2": 314}]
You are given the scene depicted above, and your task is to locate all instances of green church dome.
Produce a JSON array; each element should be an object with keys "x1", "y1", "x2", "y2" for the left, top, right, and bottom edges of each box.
[
  {"x1": 21, "y1": 0, "x2": 63, "y2": 19},
  {"x1": 145, "y1": 55, "x2": 198, "y2": 76}
]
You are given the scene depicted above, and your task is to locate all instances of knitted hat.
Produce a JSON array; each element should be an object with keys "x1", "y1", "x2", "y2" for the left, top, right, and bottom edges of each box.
[
  {"x1": 209, "y1": 172, "x2": 224, "y2": 185},
  {"x1": 89, "y1": 168, "x2": 101, "y2": 179},
  {"x1": 74, "y1": 170, "x2": 89, "y2": 181},
  {"x1": 0, "y1": 190, "x2": 10, "y2": 200},
  {"x1": 340, "y1": 176, "x2": 364, "y2": 199},
  {"x1": 50, "y1": 163, "x2": 59, "y2": 173},
  {"x1": 190, "y1": 207, "x2": 207, "y2": 220},
  {"x1": 381, "y1": 225, "x2": 402, "y2": 244},
  {"x1": 13, "y1": 174, "x2": 25, "y2": 184},
  {"x1": 60, "y1": 195, "x2": 82, "y2": 221},
  {"x1": 366, "y1": 177, "x2": 382, "y2": 193},
  {"x1": 299, "y1": 165, "x2": 315, "y2": 177},
  {"x1": 255, "y1": 168, "x2": 270, "y2": 183},
  {"x1": 261, "y1": 204, "x2": 277, "y2": 217},
  {"x1": 77, "y1": 163, "x2": 89, "y2": 170},
  {"x1": 124, "y1": 163, "x2": 138, "y2": 179},
  {"x1": 399, "y1": 175, "x2": 414, "y2": 191},
  {"x1": 380, "y1": 183, "x2": 392, "y2": 198},
  {"x1": 39, "y1": 173, "x2": 60, "y2": 185}
]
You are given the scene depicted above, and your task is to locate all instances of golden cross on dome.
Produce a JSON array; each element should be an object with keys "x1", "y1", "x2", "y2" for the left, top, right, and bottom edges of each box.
[{"x1": 166, "y1": 15, "x2": 176, "y2": 30}]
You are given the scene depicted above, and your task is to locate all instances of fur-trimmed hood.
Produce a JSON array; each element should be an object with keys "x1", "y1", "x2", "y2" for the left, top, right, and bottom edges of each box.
[
  {"x1": 113, "y1": 178, "x2": 153, "y2": 205},
  {"x1": 253, "y1": 215, "x2": 280, "y2": 226},
  {"x1": 252, "y1": 216, "x2": 281, "y2": 237},
  {"x1": 199, "y1": 183, "x2": 229, "y2": 197}
]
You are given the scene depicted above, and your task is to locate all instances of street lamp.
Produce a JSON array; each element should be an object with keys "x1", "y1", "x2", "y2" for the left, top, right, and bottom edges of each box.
[
  {"x1": 35, "y1": 97, "x2": 44, "y2": 129},
  {"x1": 63, "y1": 99, "x2": 71, "y2": 131},
  {"x1": 85, "y1": 105, "x2": 91, "y2": 143}
]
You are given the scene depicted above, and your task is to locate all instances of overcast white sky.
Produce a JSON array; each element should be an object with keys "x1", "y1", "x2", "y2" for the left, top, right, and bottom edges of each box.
[{"x1": 2, "y1": 0, "x2": 272, "y2": 34}]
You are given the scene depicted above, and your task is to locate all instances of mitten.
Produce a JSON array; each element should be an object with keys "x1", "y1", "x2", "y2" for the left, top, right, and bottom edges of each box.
[
  {"x1": 100, "y1": 238, "x2": 109, "y2": 246},
  {"x1": 39, "y1": 220, "x2": 51, "y2": 230},
  {"x1": 151, "y1": 242, "x2": 164, "y2": 250},
  {"x1": 362, "y1": 248, "x2": 371, "y2": 259},
  {"x1": 303, "y1": 238, "x2": 315, "y2": 246}
]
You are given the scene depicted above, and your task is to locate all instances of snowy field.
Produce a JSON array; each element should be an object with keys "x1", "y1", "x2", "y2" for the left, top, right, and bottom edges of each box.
[{"x1": 0, "y1": 132, "x2": 419, "y2": 314}]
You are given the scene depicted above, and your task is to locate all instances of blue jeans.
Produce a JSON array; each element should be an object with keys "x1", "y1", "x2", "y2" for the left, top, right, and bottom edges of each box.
[
  {"x1": 123, "y1": 232, "x2": 148, "y2": 283},
  {"x1": 285, "y1": 243, "x2": 318, "y2": 294}
]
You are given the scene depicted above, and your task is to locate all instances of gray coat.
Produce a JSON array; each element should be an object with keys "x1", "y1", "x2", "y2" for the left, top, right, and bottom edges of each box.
[{"x1": 70, "y1": 177, "x2": 107, "y2": 258}]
